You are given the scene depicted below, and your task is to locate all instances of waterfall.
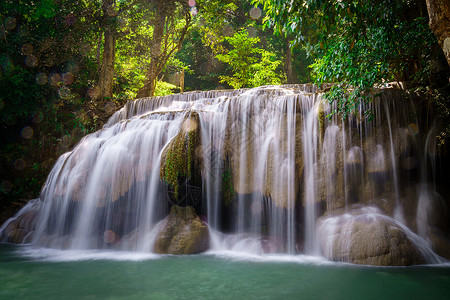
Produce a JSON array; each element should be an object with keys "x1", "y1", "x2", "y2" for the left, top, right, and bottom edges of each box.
[{"x1": 1, "y1": 85, "x2": 446, "y2": 264}]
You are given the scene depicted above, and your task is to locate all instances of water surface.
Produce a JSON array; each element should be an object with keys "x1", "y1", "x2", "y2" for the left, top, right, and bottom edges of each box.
[{"x1": 1, "y1": 244, "x2": 449, "y2": 300}]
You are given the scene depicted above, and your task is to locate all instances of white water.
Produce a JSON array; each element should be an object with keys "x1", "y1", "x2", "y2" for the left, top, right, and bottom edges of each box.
[{"x1": 0, "y1": 85, "x2": 446, "y2": 264}]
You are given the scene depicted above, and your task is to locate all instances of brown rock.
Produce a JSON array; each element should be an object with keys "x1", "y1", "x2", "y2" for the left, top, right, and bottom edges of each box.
[
  {"x1": 318, "y1": 207, "x2": 427, "y2": 266},
  {"x1": 0, "y1": 210, "x2": 38, "y2": 244},
  {"x1": 154, "y1": 206, "x2": 209, "y2": 254}
]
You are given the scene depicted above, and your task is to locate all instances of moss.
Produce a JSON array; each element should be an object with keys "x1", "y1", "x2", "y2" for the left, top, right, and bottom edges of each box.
[
  {"x1": 317, "y1": 101, "x2": 325, "y2": 144},
  {"x1": 222, "y1": 164, "x2": 234, "y2": 206},
  {"x1": 160, "y1": 113, "x2": 199, "y2": 198}
]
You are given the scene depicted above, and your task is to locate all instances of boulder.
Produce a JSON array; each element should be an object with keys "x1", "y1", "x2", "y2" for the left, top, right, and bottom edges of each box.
[
  {"x1": 0, "y1": 210, "x2": 38, "y2": 244},
  {"x1": 317, "y1": 206, "x2": 427, "y2": 266},
  {"x1": 154, "y1": 206, "x2": 209, "y2": 254}
]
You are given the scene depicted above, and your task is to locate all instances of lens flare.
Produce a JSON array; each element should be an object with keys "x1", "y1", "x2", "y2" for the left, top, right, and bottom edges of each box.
[
  {"x1": 1, "y1": 181, "x2": 12, "y2": 193},
  {"x1": 408, "y1": 123, "x2": 418, "y2": 135},
  {"x1": 14, "y1": 158, "x2": 26, "y2": 171},
  {"x1": 21, "y1": 126, "x2": 33, "y2": 139},
  {"x1": 5, "y1": 17, "x2": 16, "y2": 30},
  {"x1": 222, "y1": 25, "x2": 234, "y2": 37},
  {"x1": 103, "y1": 230, "x2": 117, "y2": 243},
  {"x1": 59, "y1": 86, "x2": 71, "y2": 99},
  {"x1": 25, "y1": 55, "x2": 38, "y2": 67},
  {"x1": 50, "y1": 74, "x2": 61, "y2": 86},
  {"x1": 104, "y1": 102, "x2": 116, "y2": 114},
  {"x1": 21, "y1": 44, "x2": 33, "y2": 55},
  {"x1": 62, "y1": 72, "x2": 74, "y2": 85},
  {"x1": 88, "y1": 86, "x2": 100, "y2": 99},
  {"x1": 250, "y1": 7, "x2": 262, "y2": 19},
  {"x1": 36, "y1": 73, "x2": 48, "y2": 85},
  {"x1": 247, "y1": 26, "x2": 257, "y2": 38}
]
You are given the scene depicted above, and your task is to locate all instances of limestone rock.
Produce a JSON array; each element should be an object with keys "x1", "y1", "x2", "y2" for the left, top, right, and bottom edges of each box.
[
  {"x1": 318, "y1": 207, "x2": 427, "y2": 266},
  {"x1": 0, "y1": 210, "x2": 38, "y2": 244},
  {"x1": 154, "y1": 206, "x2": 209, "y2": 254}
]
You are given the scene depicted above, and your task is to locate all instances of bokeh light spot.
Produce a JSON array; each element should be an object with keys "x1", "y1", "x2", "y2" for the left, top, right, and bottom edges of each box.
[
  {"x1": 182, "y1": 118, "x2": 198, "y2": 132},
  {"x1": 59, "y1": 86, "x2": 71, "y2": 99},
  {"x1": 222, "y1": 25, "x2": 234, "y2": 37},
  {"x1": 5, "y1": 17, "x2": 16, "y2": 30},
  {"x1": 50, "y1": 73, "x2": 61, "y2": 86},
  {"x1": 88, "y1": 86, "x2": 100, "y2": 99},
  {"x1": 104, "y1": 102, "x2": 116, "y2": 114},
  {"x1": 103, "y1": 230, "x2": 116, "y2": 243},
  {"x1": 25, "y1": 55, "x2": 38, "y2": 67},
  {"x1": 62, "y1": 72, "x2": 74, "y2": 85},
  {"x1": 107, "y1": 5, "x2": 118, "y2": 17},
  {"x1": 64, "y1": 14, "x2": 76, "y2": 27},
  {"x1": 401, "y1": 157, "x2": 417, "y2": 170},
  {"x1": 250, "y1": 7, "x2": 262, "y2": 19},
  {"x1": 408, "y1": 123, "x2": 418, "y2": 135},
  {"x1": 1, "y1": 181, "x2": 12, "y2": 193},
  {"x1": 21, "y1": 126, "x2": 33, "y2": 139},
  {"x1": 36, "y1": 73, "x2": 48, "y2": 85},
  {"x1": 21, "y1": 44, "x2": 33, "y2": 55},
  {"x1": 247, "y1": 26, "x2": 257, "y2": 38},
  {"x1": 14, "y1": 158, "x2": 26, "y2": 171},
  {"x1": 32, "y1": 111, "x2": 43, "y2": 124}
]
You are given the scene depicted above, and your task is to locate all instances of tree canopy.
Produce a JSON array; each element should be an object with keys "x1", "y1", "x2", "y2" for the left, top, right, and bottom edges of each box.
[{"x1": 255, "y1": 0, "x2": 448, "y2": 117}]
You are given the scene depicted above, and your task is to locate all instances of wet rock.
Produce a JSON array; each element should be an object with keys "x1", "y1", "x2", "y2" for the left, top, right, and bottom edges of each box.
[
  {"x1": 429, "y1": 227, "x2": 450, "y2": 260},
  {"x1": 318, "y1": 207, "x2": 427, "y2": 266},
  {"x1": 154, "y1": 206, "x2": 209, "y2": 254},
  {"x1": 0, "y1": 210, "x2": 38, "y2": 244}
]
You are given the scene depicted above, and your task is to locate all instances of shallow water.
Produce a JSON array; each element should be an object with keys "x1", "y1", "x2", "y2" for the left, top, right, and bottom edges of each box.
[{"x1": 1, "y1": 244, "x2": 450, "y2": 300}]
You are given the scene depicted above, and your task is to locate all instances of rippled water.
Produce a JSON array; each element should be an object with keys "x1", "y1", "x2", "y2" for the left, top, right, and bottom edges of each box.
[{"x1": 1, "y1": 244, "x2": 450, "y2": 300}]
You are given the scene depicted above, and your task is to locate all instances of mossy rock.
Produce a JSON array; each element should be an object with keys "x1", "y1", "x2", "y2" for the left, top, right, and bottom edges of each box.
[{"x1": 154, "y1": 206, "x2": 209, "y2": 254}]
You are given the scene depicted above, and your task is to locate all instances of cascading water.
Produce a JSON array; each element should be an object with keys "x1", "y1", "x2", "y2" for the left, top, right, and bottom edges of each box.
[{"x1": 0, "y1": 85, "x2": 447, "y2": 265}]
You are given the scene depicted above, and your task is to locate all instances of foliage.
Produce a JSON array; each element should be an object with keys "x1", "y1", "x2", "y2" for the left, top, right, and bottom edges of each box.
[
  {"x1": 154, "y1": 80, "x2": 177, "y2": 97},
  {"x1": 255, "y1": 0, "x2": 443, "y2": 118},
  {"x1": 215, "y1": 29, "x2": 283, "y2": 88},
  {"x1": 222, "y1": 165, "x2": 234, "y2": 205}
]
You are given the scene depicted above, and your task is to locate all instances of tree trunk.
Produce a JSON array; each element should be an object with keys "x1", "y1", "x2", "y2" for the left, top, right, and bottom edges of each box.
[
  {"x1": 98, "y1": 0, "x2": 116, "y2": 101},
  {"x1": 98, "y1": 27, "x2": 116, "y2": 101},
  {"x1": 136, "y1": 2, "x2": 166, "y2": 98},
  {"x1": 285, "y1": 38, "x2": 296, "y2": 84},
  {"x1": 426, "y1": 0, "x2": 450, "y2": 68}
]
